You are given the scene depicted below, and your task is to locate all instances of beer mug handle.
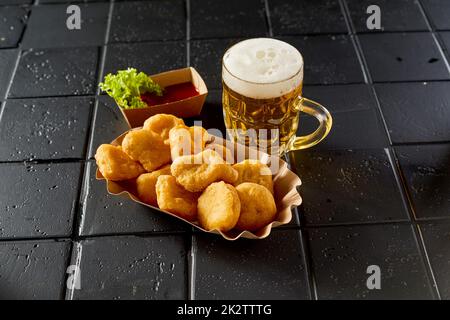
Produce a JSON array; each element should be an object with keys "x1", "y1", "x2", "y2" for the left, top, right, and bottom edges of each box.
[{"x1": 289, "y1": 97, "x2": 333, "y2": 150}]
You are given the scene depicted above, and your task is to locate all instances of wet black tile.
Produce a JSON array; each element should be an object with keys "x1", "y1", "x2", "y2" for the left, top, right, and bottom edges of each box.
[
  {"x1": 0, "y1": 6, "x2": 29, "y2": 48},
  {"x1": 289, "y1": 149, "x2": 409, "y2": 226},
  {"x1": 109, "y1": 0, "x2": 185, "y2": 43},
  {"x1": 39, "y1": 0, "x2": 104, "y2": 3},
  {"x1": 270, "y1": 0, "x2": 347, "y2": 36},
  {"x1": 307, "y1": 224, "x2": 435, "y2": 299},
  {"x1": 195, "y1": 89, "x2": 226, "y2": 134},
  {"x1": 297, "y1": 108, "x2": 389, "y2": 150},
  {"x1": 421, "y1": 0, "x2": 450, "y2": 30},
  {"x1": 346, "y1": 0, "x2": 428, "y2": 32},
  {"x1": 80, "y1": 161, "x2": 187, "y2": 236},
  {"x1": 0, "y1": 240, "x2": 70, "y2": 300},
  {"x1": 0, "y1": 0, "x2": 31, "y2": 4},
  {"x1": 22, "y1": 3, "x2": 109, "y2": 49},
  {"x1": 438, "y1": 32, "x2": 450, "y2": 58},
  {"x1": 419, "y1": 221, "x2": 450, "y2": 299},
  {"x1": 359, "y1": 33, "x2": 450, "y2": 82},
  {"x1": 303, "y1": 84, "x2": 377, "y2": 113},
  {"x1": 87, "y1": 96, "x2": 129, "y2": 159},
  {"x1": 191, "y1": 0, "x2": 267, "y2": 39},
  {"x1": 67, "y1": 235, "x2": 187, "y2": 299},
  {"x1": 194, "y1": 230, "x2": 310, "y2": 300},
  {"x1": 0, "y1": 96, "x2": 93, "y2": 161},
  {"x1": 0, "y1": 49, "x2": 18, "y2": 100},
  {"x1": 375, "y1": 82, "x2": 450, "y2": 144},
  {"x1": 9, "y1": 47, "x2": 98, "y2": 98},
  {"x1": 102, "y1": 41, "x2": 186, "y2": 78},
  {"x1": 395, "y1": 144, "x2": 450, "y2": 220},
  {"x1": 190, "y1": 38, "x2": 239, "y2": 90},
  {"x1": 284, "y1": 35, "x2": 365, "y2": 85},
  {"x1": 0, "y1": 163, "x2": 82, "y2": 238}
]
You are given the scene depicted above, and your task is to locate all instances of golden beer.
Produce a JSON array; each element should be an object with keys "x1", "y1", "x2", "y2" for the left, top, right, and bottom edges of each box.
[
  {"x1": 223, "y1": 81, "x2": 303, "y2": 155},
  {"x1": 222, "y1": 38, "x2": 332, "y2": 155}
]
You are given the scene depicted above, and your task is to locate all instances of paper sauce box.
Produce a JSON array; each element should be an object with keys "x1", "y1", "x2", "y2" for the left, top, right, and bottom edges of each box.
[{"x1": 120, "y1": 67, "x2": 208, "y2": 128}]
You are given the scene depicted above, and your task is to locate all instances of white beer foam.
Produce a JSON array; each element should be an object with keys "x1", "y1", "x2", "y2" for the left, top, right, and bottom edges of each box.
[{"x1": 223, "y1": 38, "x2": 303, "y2": 99}]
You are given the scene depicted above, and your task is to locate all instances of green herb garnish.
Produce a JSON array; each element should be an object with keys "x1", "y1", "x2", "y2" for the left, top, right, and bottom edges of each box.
[{"x1": 99, "y1": 68, "x2": 163, "y2": 109}]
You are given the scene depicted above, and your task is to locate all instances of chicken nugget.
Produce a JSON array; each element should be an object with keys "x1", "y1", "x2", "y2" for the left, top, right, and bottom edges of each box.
[
  {"x1": 143, "y1": 114, "x2": 185, "y2": 145},
  {"x1": 232, "y1": 159, "x2": 274, "y2": 194},
  {"x1": 198, "y1": 181, "x2": 240, "y2": 232},
  {"x1": 136, "y1": 165, "x2": 171, "y2": 206},
  {"x1": 235, "y1": 182, "x2": 277, "y2": 232},
  {"x1": 205, "y1": 143, "x2": 234, "y2": 163},
  {"x1": 156, "y1": 175, "x2": 198, "y2": 221},
  {"x1": 169, "y1": 125, "x2": 209, "y2": 160},
  {"x1": 122, "y1": 129, "x2": 171, "y2": 172},
  {"x1": 95, "y1": 144, "x2": 145, "y2": 181},
  {"x1": 171, "y1": 149, "x2": 238, "y2": 192}
]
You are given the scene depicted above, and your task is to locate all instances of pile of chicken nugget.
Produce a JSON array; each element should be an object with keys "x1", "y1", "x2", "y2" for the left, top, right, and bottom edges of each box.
[{"x1": 95, "y1": 114, "x2": 277, "y2": 233}]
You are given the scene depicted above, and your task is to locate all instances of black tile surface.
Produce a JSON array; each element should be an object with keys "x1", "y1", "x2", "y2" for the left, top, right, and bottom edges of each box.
[
  {"x1": 419, "y1": 221, "x2": 450, "y2": 299},
  {"x1": 191, "y1": 0, "x2": 267, "y2": 39},
  {"x1": 298, "y1": 108, "x2": 389, "y2": 150},
  {"x1": 359, "y1": 33, "x2": 450, "y2": 82},
  {"x1": 0, "y1": 49, "x2": 18, "y2": 100},
  {"x1": 438, "y1": 31, "x2": 450, "y2": 58},
  {"x1": 67, "y1": 235, "x2": 187, "y2": 300},
  {"x1": 194, "y1": 89, "x2": 226, "y2": 134},
  {"x1": 102, "y1": 41, "x2": 186, "y2": 78},
  {"x1": 421, "y1": 0, "x2": 450, "y2": 31},
  {"x1": 284, "y1": 35, "x2": 365, "y2": 85},
  {"x1": 22, "y1": 3, "x2": 109, "y2": 49},
  {"x1": 303, "y1": 84, "x2": 377, "y2": 113},
  {"x1": 0, "y1": 240, "x2": 70, "y2": 300},
  {"x1": 376, "y1": 82, "x2": 450, "y2": 144},
  {"x1": 109, "y1": 0, "x2": 186, "y2": 43},
  {"x1": 346, "y1": 0, "x2": 428, "y2": 32},
  {"x1": 80, "y1": 161, "x2": 187, "y2": 236},
  {"x1": 0, "y1": 96, "x2": 93, "y2": 161},
  {"x1": 190, "y1": 38, "x2": 239, "y2": 89},
  {"x1": 194, "y1": 230, "x2": 310, "y2": 300},
  {"x1": 87, "y1": 95, "x2": 129, "y2": 159},
  {"x1": 289, "y1": 149, "x2": 409, "y2": 226},
  {"x1": 307, "y1": 224, "x2": 435, "y2": 299},
  {"x1": 39, "y1": 0, "x2": 104, "y2": 3},
  {"x1": 270, "y1": 0, "x2": 347, "y2": 35},
  {"x1": 9, "y1": 47, "x2": 98, "y2": 98},
  {"x1": 0, "y1": 6, "x2": 29, "y2": 48},
  {"x1": 0, "y1": 0, "x2": 447, "y2": 300},
  {"x1": 395, "y1": 144, "x2": 450, "y2": 220},
  {"x1": 0, "y1": 162, "x2": 82, "y2": 238},
  {"x1": 0, "y1": 0, "x2": 32, "y2": 4}
]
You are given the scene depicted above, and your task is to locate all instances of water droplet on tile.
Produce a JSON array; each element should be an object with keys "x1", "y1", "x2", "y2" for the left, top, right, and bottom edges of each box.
[{"x1": 153, "y1": 280, "x2": 160, "y2": 292}]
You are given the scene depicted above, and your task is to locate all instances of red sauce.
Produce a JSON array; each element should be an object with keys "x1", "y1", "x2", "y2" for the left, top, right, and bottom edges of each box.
[{"x1": 141, "y1": 82, "x2": 199, "y2": 106}]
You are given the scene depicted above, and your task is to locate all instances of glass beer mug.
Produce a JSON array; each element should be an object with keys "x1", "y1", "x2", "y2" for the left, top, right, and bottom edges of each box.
[{"x1": 222, "y1": 38, "x2": 332, "y2": 156}]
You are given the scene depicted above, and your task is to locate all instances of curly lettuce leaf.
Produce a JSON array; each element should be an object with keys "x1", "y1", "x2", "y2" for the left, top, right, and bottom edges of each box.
[{"x1": 99, "y1": 68, "x2": 163, "y2": 109}]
